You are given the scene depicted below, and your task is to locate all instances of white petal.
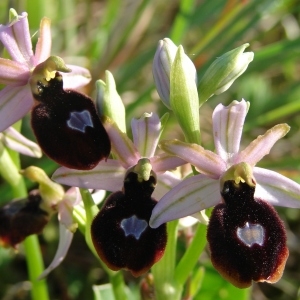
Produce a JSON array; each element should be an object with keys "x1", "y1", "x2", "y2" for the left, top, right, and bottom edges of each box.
[
  {"x1": 63, "y1": 187, "x2": 81, "y2": 207},
  {"x1": 91, "y1": 190, "x2": 106, "y2": 205},
  {"x1": 150, "y1": 175, "x2": 220, "y2": 228},
  {"x1": 153, "y1": 171, "x2": 181, "y2": 200},
  {"x1": 2, "y1": 127, "x2": 42, "y2": 157},
  {"x1": 213, "y1": 99, "x2": 249, "y2": 163},
  {"x1": 52, "y1": 159, "x2": 125, "y2": 192},
  {"x1": 254, "y1": 167, "x2": 300, "y2": 208},
  {"x1": 38, "y1": 222, "x2": 73, "y2": 279},
  {"x1": 160, "y1": 139, "x2": 225, "y2": 179},
  {"x1": 131, "y1": 112, "x2": 160, "y2": 157},
  {"x1": 63, "y1": 65, "x2": 91, "y2": 89},
  {"x1": 236, "y1": 124, "x2": 290, "y2": 166},
  {"x1": 104, "y1": 117, "x2": 140, "y2": 169},
  {"x1": 179, "y1": 216, "x2": 199, "y2": 228},
  {"x1": 0, "y1": 85, "x2": 33, "y2": 132},
  {"x1": 150, "y1": 153, "x2": 187, "y2": 173}
]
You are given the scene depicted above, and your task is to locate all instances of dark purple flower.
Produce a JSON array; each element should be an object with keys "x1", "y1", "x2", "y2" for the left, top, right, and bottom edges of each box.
[
  {"x1": 30, "y1": 71, "x2": 110, "y2": 170},
  {"x1": 91, "y1": 162, "x2": 167, "y2": 276},
  {"x1": 0, "y1": 190, "x2": 49, "y2": 248},
  {"x1": 207, "y1": 179, "x2": 289, "y2": 288}
]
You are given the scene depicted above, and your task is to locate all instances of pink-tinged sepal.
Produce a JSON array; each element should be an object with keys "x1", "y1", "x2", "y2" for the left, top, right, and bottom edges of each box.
[
  {"x1": 52, "y1": 160, "x2": 125, "y2": 192},
  {"x1": 0, "y1": 85, "x2": 33, "y2": 132},
  {"x1": 236, "y1": 124, "x2": 290, "y2": 166},
  {"x1": 150, "y1": 153, "x2": 186, "y2": 173},
  {"x1": 2, "y1": 127, "x2": 42, "y2": 158},
  {"x1": 0, "y1": 11, "x2": 33, "y2": 65},
  {"x1": 254, "y1": 167, "x2": 300, "y2": 208},
  {"x1": 213, "y1": 99, "x2": 249, "y2": 163},
  {"x1": 0, "y1": 58, "x2": 29, "y2": 85},
  {"x1": 63, "y1": 64, "x2": 92, "y2": 89},
  {"x1": 39, "y1": 222, "x2": 73, "y2": 279},
  {"x1": 104, "y1": 116, "x2": 140, "y2": 169},
  {"x1": 160, "y1": 139, "x2": 226, "y2": 178},
  {"x1": 131, "y1": 112, "x2": 161, "y2": 158},
  {"x1": 150, "y1": 175, "x2": 219, "y2": 228}
]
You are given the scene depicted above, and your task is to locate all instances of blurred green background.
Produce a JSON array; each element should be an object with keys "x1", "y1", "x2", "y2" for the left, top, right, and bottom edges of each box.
[{"x1": 1, "y1": 0, "x2": 300, "y2": 299}]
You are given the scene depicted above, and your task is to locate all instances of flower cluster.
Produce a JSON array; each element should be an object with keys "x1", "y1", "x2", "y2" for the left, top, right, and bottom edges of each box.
[{"x1": 1, "y1": 8, "x2": 300, "y2": 295}]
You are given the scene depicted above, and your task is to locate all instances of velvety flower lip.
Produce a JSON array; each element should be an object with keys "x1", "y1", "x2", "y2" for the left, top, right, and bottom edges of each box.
[
  {"x1": 91, "y1": 166, "x2": 167, "y2": 276},
  {"x1": 150, "y1": 99, "x2": 300, "y2": 228},
  {"x1": 0, "y1": 9, "x2": 91, "y2": 132},
  {"x1": 52, "y1": 112, "x2": 186, "y2": 199}
]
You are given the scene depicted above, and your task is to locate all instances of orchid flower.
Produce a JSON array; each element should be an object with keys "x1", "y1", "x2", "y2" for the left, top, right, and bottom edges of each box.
[
  {"x1": 52, "y1": 112, "x2": 186, "y2": 199},
  {"x1": 150, "y1": 99, "x2": 300, "y2": 227},
  {"x1": 0, "y1": 9, "x2": 91, "y2": 132},
  {"x1": 20, "y1": 167, "x2": 82, "y2": 278},
  {"x1": 150, "y1": 99, "x2": 300, "y2": 287},
  {"x1": 1, "y1": 126, "x2": 41, "y2": 158}
]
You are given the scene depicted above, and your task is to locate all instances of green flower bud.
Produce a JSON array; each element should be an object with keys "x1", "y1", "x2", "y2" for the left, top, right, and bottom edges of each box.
[
  {"x1": 152, "y1": 38, "x2": 197, "y2": 109},
  {"x1": 96, "y1": 70, "x2": 126, "y2": 133},
  {"x1": 170, "y1": 46, "x2": 200, "y2": 144},
  {"x1": 198, "y1": 44, "x2": 254, "y2": 105}
]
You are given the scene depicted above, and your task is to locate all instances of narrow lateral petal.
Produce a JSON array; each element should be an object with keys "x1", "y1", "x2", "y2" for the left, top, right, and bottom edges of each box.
[
  {"x1": 63, "y1": 65, "x2": 92, "y2": 89},
  {"x1": 160, "y1": 139, "x2": 225, "y2": 179},
  {"x1": 0, "y1": 85, "x2": 33, "y2": 132},
  {"x1": 38, "y1": 222, "x2": 73, "y2": 278},
  {"x1": 150, "y1": 153, "x2": 187, "y2": 173},
  {"x1": 150, "y1": 175, "x2": 220, "y2": 228},
  {"x1": 0, "y1": 58, "x2": 29, "y2": 85},
  {"x1": 103, "y1": 117, "x2": 140, "y2": 169},
  {"x1": 2, "y1": 127, "x2": 42, "y2": 157},
  {"x1": 213, "y1": 99, "x2": 248, "y2": 163},
  {"x1": 236, "y1": 124, "x2": 290, "y2": 166},
  {"x1": 153, "y1": 171, "x2": 181, "y2": 200},
  {"x1": 0, "y1": 12, "x2": 33, "y2": 65},
  {"x1": 254, "y1": 167, "x2": 300, "y2": 208},
  {"x1": 35, "y1": 17, "x2": 52, "y2": 64},
  {"x1": 131, "y1": 112, "x2": 161, "y2": 157},
  {"x1": 52, "y1": 160, "x2": 125, "y2": 192}
]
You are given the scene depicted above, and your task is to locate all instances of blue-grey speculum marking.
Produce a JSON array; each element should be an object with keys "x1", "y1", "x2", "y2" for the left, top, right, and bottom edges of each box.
[
  {"x1": 120, "y1": 215, "x2": 148, "y2": 239},
  {"x1": 237, "y1": 222, "x2": 265, "y2": 247},
  {"x1": 67, "y1": 110, "x2": 93, "y2": 132}
]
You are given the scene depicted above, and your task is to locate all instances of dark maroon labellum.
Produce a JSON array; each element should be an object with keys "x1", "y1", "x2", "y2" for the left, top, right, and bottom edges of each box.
[
  {"x1": 0, "y1": 190, "x2": 49, "y2": 248},
  {"x1": 91, "y1": 171, "x2": 167, "y2": 277},
  {"x1": 31, "y1": 72, "x2": 111, "y2": 170},
  {"x1": 207, "y1": 180, "x2": 289, "y2": 288}
]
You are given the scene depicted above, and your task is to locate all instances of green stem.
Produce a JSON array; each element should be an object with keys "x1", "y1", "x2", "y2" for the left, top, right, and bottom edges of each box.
[
  {"x1": 3, "y1": 148, "x2": 50, "y2": 300},
  {"x1": 152, "y1": 220, "x2": 182, "y2": 300},
  {"x1": 79, "y1": 188, "x2": 128, "y2": 300},
  {"x1": 23, "y1": 236, "x2": 50, "y2": 300},
  {"x1": 174, "y1": 222, "x2": 207, "y2": 286}
]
